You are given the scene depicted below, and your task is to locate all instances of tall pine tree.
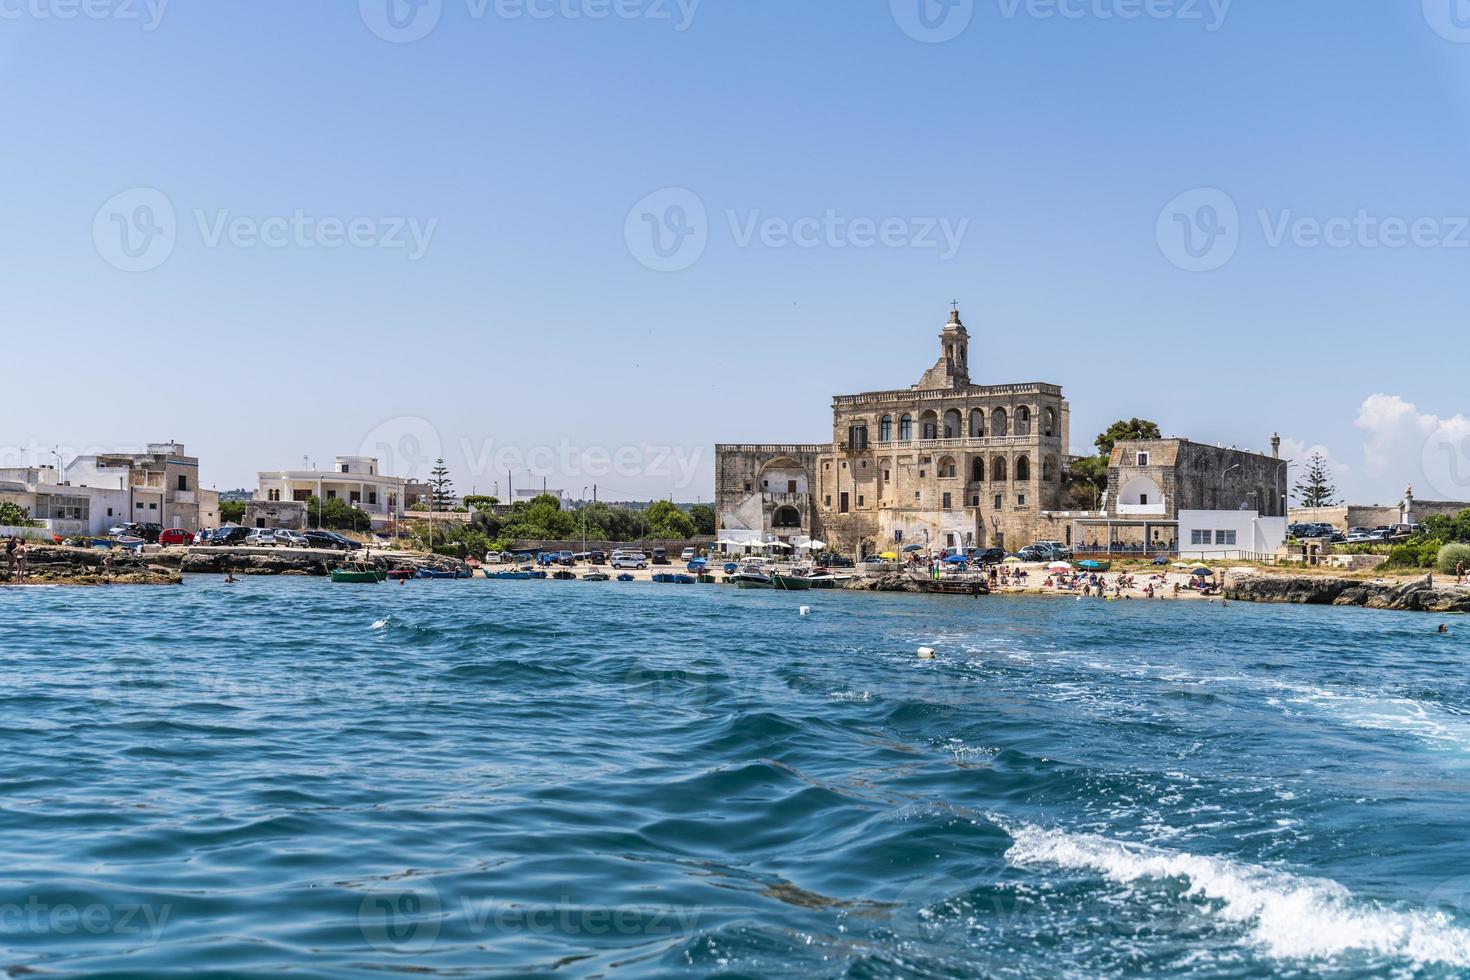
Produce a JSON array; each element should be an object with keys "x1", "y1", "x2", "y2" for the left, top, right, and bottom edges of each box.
[
  {"x1": 1292, "y1": 452, "x2": 1339, "y2": 509},
  {"x1": 429, "y1": 458, "x2": 455, "y2": 511}
]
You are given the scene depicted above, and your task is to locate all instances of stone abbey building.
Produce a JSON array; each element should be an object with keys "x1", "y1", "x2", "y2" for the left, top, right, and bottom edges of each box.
[{"x1": 716, "y1": 307, "x2": 1073, "y2": 557}]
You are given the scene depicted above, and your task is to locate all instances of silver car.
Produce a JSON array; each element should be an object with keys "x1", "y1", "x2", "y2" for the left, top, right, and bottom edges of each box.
[{"x1": 273, "y1": 529, "x2": 310, "y2": 548}]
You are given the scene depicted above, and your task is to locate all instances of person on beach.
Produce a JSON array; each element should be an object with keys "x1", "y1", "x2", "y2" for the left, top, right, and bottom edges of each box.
[
  {"x1": 5, "y1": 537, "x2": 15, "y2": 579},
  {"x1": 14, "y1": 541, "x2": 27, "y2": 583},
  {"x1": 1457, "y1": 561, "x2": 1465, "y2": 586}
]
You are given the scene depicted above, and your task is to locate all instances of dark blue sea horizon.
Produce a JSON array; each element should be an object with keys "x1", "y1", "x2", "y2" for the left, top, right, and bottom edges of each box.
[{"x1": 2, "y1": 577, "x2": 1468, "y2": 977}]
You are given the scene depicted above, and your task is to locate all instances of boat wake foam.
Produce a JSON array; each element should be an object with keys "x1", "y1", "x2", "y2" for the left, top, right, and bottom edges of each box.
[{"x1": 1001, "y1": 819, "x2": 1470, "y2": 967}]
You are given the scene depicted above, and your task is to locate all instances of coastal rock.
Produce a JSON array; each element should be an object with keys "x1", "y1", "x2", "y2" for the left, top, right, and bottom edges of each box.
[
  {"x1": 845, "y1": 572, "x2": 925, "y2": 593},
  {"x1": 1225, "y1": 573, "x2": 1470, "y2": 613},
  {"x1": 178, "y1": 549, "x2": 471, "y2": 578},
  {"x1": 1, "y1": 546, "x2": 181, "y2": 586}
]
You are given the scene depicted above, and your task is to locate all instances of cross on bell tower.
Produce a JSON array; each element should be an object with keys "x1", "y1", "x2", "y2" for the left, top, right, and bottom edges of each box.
[{"x1": 917, "y1": 302, "x2": 972, "y2": 390}]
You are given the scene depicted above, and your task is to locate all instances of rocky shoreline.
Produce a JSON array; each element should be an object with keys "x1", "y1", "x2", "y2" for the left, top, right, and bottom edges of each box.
[
  {"x1": 1224, "y1": 573, "x2": 1470, "y2": 613},
  {"x1": 1, "y1": 546, "x2": 471, "y2": 586},
  {"x1": 1, "y1": 546, "x2": 181, "y2": 586}
]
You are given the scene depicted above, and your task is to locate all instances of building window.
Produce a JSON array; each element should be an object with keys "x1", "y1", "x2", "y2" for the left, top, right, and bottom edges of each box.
[
  {"x1": 849, "y1": 424, "x2": 869, "y2": 450},
  {"x1": 1044, "y1": 407, "x2": 1056, "y2": 437},
  {"x1": 136, "y1": 502, "x2": 144, "y2": 509},
  {"x1": 326, "y1": 490, "x2": 337, "y2": 500},
  {"x1": 992, "y1": 408, "x2": 1009, "y2": 437},
  {"x1": 787, "y1": 480, "x2": 797, "y2": 493},
  {"x1": 107, "y1": 508, "x2": 113, "y2": 517},
  {"x1": 883, "y1": 469, "x2": 891, "y2": 481},
  {"x1": 899, "y1": 414, "x2": 913, "y2": 441},
  {"x1": 880, "y1": 415, "x2": 893, "y2": 442},
  {"x1": 857, "y1": 495, "x2": 865, "y2": 507},
  {"x1": 970, "y1": 495, "x2": 979, "y2": 506},
  {"x1": 1191, "y1": 530, "x2": 1209, "y2": 545},
  {"x1": 1016, "y1": 456, "x2": 1030, "y2": 481},
  {"x1": 970, "y1": 409, "x2": 985, "y2": 438},
  {"x1": 350, "y1": 491, "x2": 362, "y2": 504},
  {"x1": 1216, "y1": 530, "x2": 1237, "y2": 545},
  {"x1": 994, "y1": 494, "x2": 1003, "y2": 509},
  {"x1": 942, "y1": 493, "x2": 952, "y2": 509},
  {"x1": 744, "y1": 482, "x2": 752, "y2": 492},
  {"x1": 938, "y1": 457, "x2": 957, "y2": 478},
  {"x1": 1137, "y1": 452, "x2": 1150, "y2": 467},
  {"x1": 177, "y1": 475, "x2": 188, "y2": 492},
  {"x1": 839, "y1": 492, "x2": 850, "y2": 514},
  {"x1": 824, "y1": 496, "x2": 831, "y2": 507},
  {"x1": 1139, "y1": 494, "x2": 1149, "y2": 505},
  {"x1": 148, "y1": 503, "x2": 157, "y2": 510},
  {"x1": 368, "y1": 491, "x2": 378, "y2": 505},
  {"x1": 1017, "y1": 494, "x2": 1026, "y2": 506}
]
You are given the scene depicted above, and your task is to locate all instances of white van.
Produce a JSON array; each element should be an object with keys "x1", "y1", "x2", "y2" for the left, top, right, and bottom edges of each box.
[{"x1": 681, "y1": 547, "x2": 697, "y2": 561}]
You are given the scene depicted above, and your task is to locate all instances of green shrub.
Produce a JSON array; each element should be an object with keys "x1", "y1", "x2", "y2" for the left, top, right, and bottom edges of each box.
[
  {"x1": 1438, "y1": 542, "x2": 1470, "y2": 575},
  {"x1": 1385, "y1": 539, "x2": 1444, "y2": 569}
]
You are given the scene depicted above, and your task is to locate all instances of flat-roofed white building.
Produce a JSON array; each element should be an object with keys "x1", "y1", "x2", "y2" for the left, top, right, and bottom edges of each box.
[{"x1": 256, "y1": 456, "x2": 407, "y2": 530}]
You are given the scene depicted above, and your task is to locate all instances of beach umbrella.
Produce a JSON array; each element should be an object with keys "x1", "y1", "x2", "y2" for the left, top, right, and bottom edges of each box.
[
  {"x1": 1172, "y1": 561, "x2": 1193, "y2": 570},
  {"x1": 1191, "y1": 567, "x2": 1214, "y2": 577},
  {"x1": 1002, "y1": 556, "x2": 1023, "y2": 564},
  {"x1": 879, "y1": 552, "x2": 899, "y2": 560},
  {"x1": 1078, "y1": 560, "x2": 1104, "y2": 570},
  {"x1": 944, "y1": 554, "x2": 969, "y2": 564},
  {"x1": 769, "y1": 541, "x2": 792, "y2": 550},
  {"x1": 1047, "y1": 561, "x2": 1073, "y2": 573},
  {"x1": 902, "y1": 544, "x2": 923, "y2": 552},
  {"x1": 806, "y1": 541, "x2": 827, "y2": 551}
]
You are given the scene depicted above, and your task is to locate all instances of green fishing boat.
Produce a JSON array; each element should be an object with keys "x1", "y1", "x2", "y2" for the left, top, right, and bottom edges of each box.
[
  {"x1": 331, "y1": 565, "x2": 385, "y2": 584},
  {"x1": 772, "y1": 574, "x2": 813, "y2": 591}
]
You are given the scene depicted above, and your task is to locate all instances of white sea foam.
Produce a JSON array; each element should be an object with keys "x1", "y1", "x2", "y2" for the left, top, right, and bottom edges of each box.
[
  {"x1": 1271, "y1": 682, "x2": 1470, "y2": 753},
  {"x1": 371, "y1": 618, "x2": 390, "y2": 631},
  {"x1": 1002, "y1": 820, "x2": 1470, "y2": 966}
]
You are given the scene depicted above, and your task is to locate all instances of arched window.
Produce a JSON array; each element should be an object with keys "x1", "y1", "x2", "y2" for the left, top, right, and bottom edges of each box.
[
  {"x1": 993, "y1": 456, "x2": 1008, "y2": 482},
  {"x1": 971, "y1": 457, "x2": 985, "y2": 483},
  {"x1": 992, "y1": 408, "x2": 1009, "y2": 438},
  {"x1": 880, "y1": 415, "x2": 893, "y2": 442},
  {"x1": 969, "y1": 409, "x2": 985, "y2": 438},
  {"x1": 1043, "y1": 408, "x2": 1056, "y2": 438},
  {"x1": 772, "y1": 506, "x2": 802, "y2": 528},
  {"x1": 1042, "y1": 456, "x2": 1058, "y2": 482},
  {"x1": 938, "y1": 456, "x2": 957, "y2": 479},
  {"x1": 1015, "y1": 407, "x2": 1032, "y2": 436},
  {"x1": 899, "y1": 414, "x2": 913, "y2": 441},
  {"x1": 943, "y1": 409, "x2": 963, "y2": 439},
  {"x1": 920, "y1": 410, "x2": 939, "y2": 441},
  {"x1": 1016, "y1": 456, "x2": 1031, "y2": 481}
]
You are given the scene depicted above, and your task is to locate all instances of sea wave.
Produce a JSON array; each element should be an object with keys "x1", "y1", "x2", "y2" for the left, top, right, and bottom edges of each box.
[{"x1": 1001, "y1": 819, "x2": 1470, "y2": 967}]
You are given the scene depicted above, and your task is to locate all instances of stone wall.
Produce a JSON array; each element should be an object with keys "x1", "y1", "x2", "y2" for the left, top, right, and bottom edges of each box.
[{"x1": 244, "y1": 500, "x2": 307, "y2": 530}]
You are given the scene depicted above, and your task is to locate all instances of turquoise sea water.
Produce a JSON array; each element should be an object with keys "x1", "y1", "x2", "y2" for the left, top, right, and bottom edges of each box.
[{"x1": 2, "y1": 577, "x2": 1469, "y2": 977}]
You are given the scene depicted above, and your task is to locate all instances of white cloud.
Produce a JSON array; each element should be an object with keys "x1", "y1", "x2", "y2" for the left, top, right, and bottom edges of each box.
[{"x1": 1354, "y1": 394, "x2": 1470, "y2": 503}]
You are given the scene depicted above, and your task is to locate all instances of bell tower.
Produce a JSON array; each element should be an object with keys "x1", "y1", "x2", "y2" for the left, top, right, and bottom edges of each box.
[{"x1": 917, "y1": 302, "x2": 971, "y2": 390}]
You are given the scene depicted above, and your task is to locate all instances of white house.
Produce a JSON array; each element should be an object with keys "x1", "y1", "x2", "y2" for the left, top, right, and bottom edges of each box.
[
  {"x1": 1177, "y1": 510, "x2": 1286, "y2": 560},
  {"x1": 256, "y1": 456, "x2": 408, "y2": 530},
  {"x1": 0, "y1": 466, "x2": 130, "y2": 536}
]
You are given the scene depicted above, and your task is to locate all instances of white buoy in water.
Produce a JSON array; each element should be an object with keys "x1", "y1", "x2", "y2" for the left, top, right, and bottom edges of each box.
[
  {"x1": 917, "y1": 647, "x2": 936, "y2": 660},
  {"x1": 799, "y1": 606, "x2": 811, "y2": 616}
]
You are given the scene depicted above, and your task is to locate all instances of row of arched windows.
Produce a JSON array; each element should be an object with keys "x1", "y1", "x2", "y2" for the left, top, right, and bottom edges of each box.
[
  {"x1": 925, "y1": 455, "x2": 1059, "y2": 483},
  {"x1": 873, "y1": 406, "x2": 1056, "y2": 442}
]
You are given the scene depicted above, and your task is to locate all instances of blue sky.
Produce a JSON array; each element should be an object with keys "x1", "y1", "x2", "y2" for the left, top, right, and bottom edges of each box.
[{"x1": 4, "y1": 1, "x2": 1469, "y2": 505}]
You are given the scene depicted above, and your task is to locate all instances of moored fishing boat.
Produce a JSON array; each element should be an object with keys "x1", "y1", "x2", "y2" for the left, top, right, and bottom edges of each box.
[
  {"x1": 485, "y1": 568, "x2": 533, "y2": 580},
  {"x1": 331, "y1": 564, "x2": 385, "y2": 584},
  {"x1": 652, "y1": 572, "x2": 696, "y2": 584},
  {"x1": 772, "y1": 574, "x2": 813, "y2": 591},
  {"x1": 386, "y1": 569, "x2": 416, "y2": 581},
  {"x1": 416, "y1": 568, "x2": 466, "y2": 580},
  {"x1": 616, "y1": 573, "x2": 635, "y2": 582},
  {"x1": 583, "y1": 571, "x2": 610, "y2": 582}
]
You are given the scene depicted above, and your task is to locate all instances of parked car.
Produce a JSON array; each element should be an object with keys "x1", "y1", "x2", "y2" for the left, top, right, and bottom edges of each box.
[
  {"x1": 109, "y1": 522, "x2": 163, "y2": 543},
  {"x1": 158, "y1": 528, "x2": 193, "y2": 547},
  {"x1": 681, "y1": 547, "x2": 697, "y2": 561},
  {"x1": 557, "y1": 551, "x2": 575, "y2": 566},
  {"x1": 273, "y1": 529, "x2": 311, "y2": 548},
  {"x1": 1014, "y1": 545, "x2": 1048, "y2": 562},
  {"x1": 194, "y1": 528, "x2": 214, "y2": 545},
  {"x1": 1035, "y1": 540, "x2": 1073, "y2": 560},
  {"x1": 302, "y1": 530, "x2": 361, "y2": 551},
  {"x1": 587, "y1": 550, "x2": 607, "y2": 565},
  {"x1": 611, "y1": 553, "x2": 647, "y2": 570},
  {"x1": 651, "y1": 547, "x2": 670, "y2": 565},
  {"x1": 975, "y1": 547, "x2": 1008, "y2": 566},
  {"x1": 244, "y1": 528, "x2": 278, "y2": 547},
  {"x1": 819, "y1": 554, "x2": 855, "y2": 568},
  {"x1": 210, "y1": 526, "x2": 251, "y2": 547}
]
